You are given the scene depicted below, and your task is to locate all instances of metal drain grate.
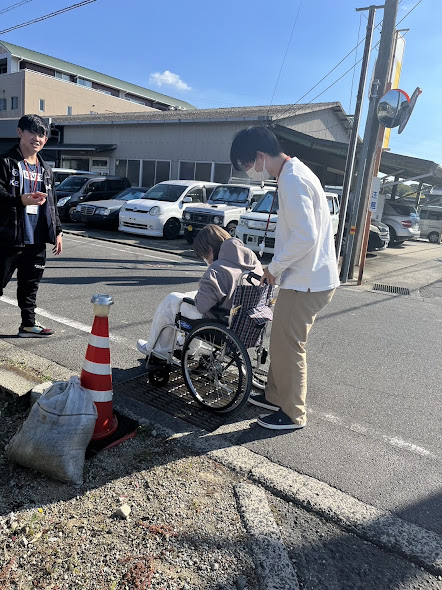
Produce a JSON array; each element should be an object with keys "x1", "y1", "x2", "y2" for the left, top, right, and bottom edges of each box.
[
  {"x1": 373, "y1": 284, "x2": 410, "y2": 295},
  {"x1": 113, "y1": 370, "x2": 226, "y2": 432}
]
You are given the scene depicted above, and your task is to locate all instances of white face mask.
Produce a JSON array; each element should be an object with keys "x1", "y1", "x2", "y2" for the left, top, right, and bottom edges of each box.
[{"x1": 246, "y1": 156, "x2": 271, "y2": 182}]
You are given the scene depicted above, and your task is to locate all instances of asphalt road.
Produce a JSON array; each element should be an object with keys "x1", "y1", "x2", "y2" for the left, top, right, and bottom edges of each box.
[{"x1": 1, "y1": 233, "x2": 441, "y2": 539}]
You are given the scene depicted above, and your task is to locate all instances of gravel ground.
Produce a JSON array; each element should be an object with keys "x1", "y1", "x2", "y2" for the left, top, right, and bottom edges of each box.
[{"x1": 0, "y1": 395, "x2": 258, "y2": 590}]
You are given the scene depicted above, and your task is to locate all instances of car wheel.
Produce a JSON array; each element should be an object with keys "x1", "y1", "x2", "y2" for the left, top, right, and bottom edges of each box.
[
  {"x1": 163, "y1": 218, "x2": 181, "y2": 240},
  {"x1": 225, "y1": 221, "x2": 237, "y2": 237},
  {"x1": 68, "y1": 206, "x2": 78, "y2": 222},
  {"x1": 184, "y1": 228, "x2": 194, "y2": 244},
  {"x1": 428, "y1": 231, "x2": 440, "y2": 244}
]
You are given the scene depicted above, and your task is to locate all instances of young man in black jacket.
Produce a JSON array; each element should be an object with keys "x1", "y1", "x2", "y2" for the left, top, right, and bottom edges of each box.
[{"x1": 0, "y1": 114, "x2": 63, "y2": 337}]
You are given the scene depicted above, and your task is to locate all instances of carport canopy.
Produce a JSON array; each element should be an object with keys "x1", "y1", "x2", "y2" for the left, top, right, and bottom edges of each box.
[{"x1": 273, "y1": 124, "x2": 442, "y2": 189}]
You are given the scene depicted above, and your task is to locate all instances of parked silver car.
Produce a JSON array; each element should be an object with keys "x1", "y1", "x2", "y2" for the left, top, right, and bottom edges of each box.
[
  {"x1": 381, "y1": 201, "x2": 420, "y2": 245},
  {"x1": 418, "y1": 206, "x2": 442, "y2": 243}
]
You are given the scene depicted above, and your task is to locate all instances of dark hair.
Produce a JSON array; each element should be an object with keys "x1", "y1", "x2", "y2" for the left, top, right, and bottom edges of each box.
[
  {"x1": 18, "y1": 114, "x2": 49, "y2": 137},
  {"x1": 230, "y1": 126, "x2": 282, "y2": 170},
  {"x1": 193, "y1": 225, "x2": 231, "y2": 261}
]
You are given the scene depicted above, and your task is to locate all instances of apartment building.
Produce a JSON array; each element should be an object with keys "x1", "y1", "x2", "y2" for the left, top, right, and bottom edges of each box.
[{"x1": 0, "y1": 40, "x2": 194, "y2": 118}]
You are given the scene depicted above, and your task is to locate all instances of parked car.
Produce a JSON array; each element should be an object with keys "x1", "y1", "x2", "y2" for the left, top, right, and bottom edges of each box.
[
  {"x1": 367, "y1": 219, "x2": 390, "y2": 251},
  {"x1": 418, "y1": 206, "x2": 442, "y2": 243},
  {"x1": 74, "y1": 187, "x2": 148, "y2": 227},
  {"x1": 56, "y1": 175, "x2": 130, "y2": 222},
  {"x1": 118, "y1": 180, "x2": 219, "y2": 239},
  {"x1": 381, "y1": 201, "x2": 420, "y2": 245},
  {"x1": 235, "y1": 191, "x2": 339, "y2": 255},
  {"x1": 182, "y1": 182, "x2": 275, "y2": 243}
]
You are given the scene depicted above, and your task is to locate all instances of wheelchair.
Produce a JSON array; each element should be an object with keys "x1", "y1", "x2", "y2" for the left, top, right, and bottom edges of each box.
[{"x1": 146, "y1": 271, "x2": 276, "y2": 415}]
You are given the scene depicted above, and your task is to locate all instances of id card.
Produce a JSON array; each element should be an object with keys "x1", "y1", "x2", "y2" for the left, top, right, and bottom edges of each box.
[{"x1": 26, "y1": 205, "x2": 39, "y2": 215}]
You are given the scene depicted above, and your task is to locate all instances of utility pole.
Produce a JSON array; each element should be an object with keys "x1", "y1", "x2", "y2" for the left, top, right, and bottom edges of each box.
[
  {"x1": 342, "y1": 0, "x2": 399, "y2": 282},
  {"x1": 335, "y1": 4, "x2": 379, "y2": 263}
]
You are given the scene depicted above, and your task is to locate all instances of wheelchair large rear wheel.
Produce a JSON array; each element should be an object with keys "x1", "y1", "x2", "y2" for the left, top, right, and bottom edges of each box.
[{"x1": 182, "y1": 322, "x2": 252, "y2": 414}]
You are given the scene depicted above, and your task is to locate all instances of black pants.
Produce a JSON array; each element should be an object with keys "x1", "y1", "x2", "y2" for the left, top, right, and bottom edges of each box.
[{"x1": 0, "y1": 243, "x2": 47, "y2": 327}]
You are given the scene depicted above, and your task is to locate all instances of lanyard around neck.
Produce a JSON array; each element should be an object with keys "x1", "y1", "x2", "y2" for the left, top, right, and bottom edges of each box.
[{"x1": 23, "y1": 159, "x2": 40, "y2": 194}]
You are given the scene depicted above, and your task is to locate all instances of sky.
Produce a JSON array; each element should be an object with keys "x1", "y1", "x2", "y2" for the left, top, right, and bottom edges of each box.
[{"x1": 1, "y1": 0, "x2": 441, "y2": 164}]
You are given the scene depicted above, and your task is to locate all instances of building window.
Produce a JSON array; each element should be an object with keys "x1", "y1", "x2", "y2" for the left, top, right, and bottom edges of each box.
[
  {"x1": 179, "y1": 161, "x2": 196, "y2": 180},
  {"x1": 179, "y1": 161, "x2": 231, "y2": 182},
  {"x1": 39, "y1": 99, "x2": 45, "y2": 112},
  {"x1": 142, "y1": 160, "x2": 171, "y2": 188},
  {"x1": 55, "y1": 71, "x2": 71, "y2": 82},
  {"x1": 115, "y1": 159, "x2": 128, "y2": 178},
  {"x1": 0, "y1": 58, "x2": 7, "y2": 74},
  {"x1": 195, "y1": 162, "x2": 212, "y2": 181},
  {"x1": 0, "y1": 98, "x2": 6, "y2": 111},
  {"x1": 77, "y1": 77, "x2": 92, "y2": 88},
  {"x1": 67, "y1": 105, "x2": 72, "y2": 115},
  {"x1": 11, "y1": 96, "x2": 18, "y2": 110},
  {"x1": 126, "y1": 160, "x2": 140, "y2": 186},
  {"x1": 214, "y1": 163, "x2": 233, "y2": 183},
  {"x1": 61, "y1": 158, "x2": 89, "y2": 171}
]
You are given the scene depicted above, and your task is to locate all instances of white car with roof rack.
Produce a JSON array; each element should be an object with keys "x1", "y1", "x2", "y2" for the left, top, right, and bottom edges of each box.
[
  {"x1": 236, "y1": 190, "x2": 340, "y2": 255},
  {"x1": 181, "y1": 178, "x2": 277, "y2": 243}
]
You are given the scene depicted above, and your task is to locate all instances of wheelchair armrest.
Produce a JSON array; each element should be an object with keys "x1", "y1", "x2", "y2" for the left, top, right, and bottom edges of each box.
[{"x1": 182, "y1": 297, "x2": 196, "y2": 305}]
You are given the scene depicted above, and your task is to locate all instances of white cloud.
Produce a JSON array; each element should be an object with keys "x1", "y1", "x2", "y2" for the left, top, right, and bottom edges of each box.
[{"x1": 148, "y1": 70, "x2": 191, "y2": 91}]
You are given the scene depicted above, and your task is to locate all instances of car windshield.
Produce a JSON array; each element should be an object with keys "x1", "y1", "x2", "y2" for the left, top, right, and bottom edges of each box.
[
  {"x1": 142, "y1": 184, "x2": 186, "y2": 202},
  {"x1": 115, "y1": 188, "x2": 148, "y2": 201},
  {"x1": 252, "y1": 191, "x2": 278, "y2": 214},
  {"x1": 210, "y1": 186, "x2": 250, "y2": 203},
  {"x1": 56, "y1": 176, "x2": 89, "y2": 192}
]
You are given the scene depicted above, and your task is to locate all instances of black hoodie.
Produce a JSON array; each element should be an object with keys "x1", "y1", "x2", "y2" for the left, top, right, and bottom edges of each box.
[{"x1": 0, "y1": 144, "x2": 61, "y2": 246}]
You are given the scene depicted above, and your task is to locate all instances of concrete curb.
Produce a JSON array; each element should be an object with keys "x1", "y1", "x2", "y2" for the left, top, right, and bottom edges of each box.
[{"x1": 235, "y1": 482, "x2": 300, "y2": 590}]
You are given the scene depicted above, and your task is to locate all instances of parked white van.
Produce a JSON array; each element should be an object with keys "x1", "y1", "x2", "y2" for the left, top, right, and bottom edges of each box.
[
  {"x1": 118, "y1": 180, "x2": 219, "y2": 239},
  {"x1": 236, "y1": 191, "x2": 340, "y2": 255},
  {"x1": 418, "y1": 206, "x2": 442, "y2": 243}
]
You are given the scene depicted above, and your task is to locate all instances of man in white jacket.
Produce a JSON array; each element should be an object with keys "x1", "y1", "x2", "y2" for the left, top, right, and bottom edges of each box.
[{"x1": 230, "y1": 126, "x2": 340, "y2": 431}]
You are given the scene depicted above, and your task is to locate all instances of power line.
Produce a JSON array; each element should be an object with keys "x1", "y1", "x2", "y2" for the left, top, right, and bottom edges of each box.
[
  {"x1": 0, "y1": 0, "x2": 33, "y2": 16},
  {"x1": 0, "y1": 0, "x2": 98, "y2": 35},
  {"x1": 349, "y1": 13, "x2": 362, "y2": 113},
  {"x1": 270, "y1": 0, "x2": 423, "y2": 124},
  {"x1": 267, "y1": 0, "x2": 303, "y2": 111},
  {"x1": 396, "y1": 0, "x2": 423, "y2": 26}
]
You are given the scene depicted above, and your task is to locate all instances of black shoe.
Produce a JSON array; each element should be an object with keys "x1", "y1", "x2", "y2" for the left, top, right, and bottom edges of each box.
[
  {"x1": 248, "y1": 393, "x2": 279, "y2": 412},
  {"x1": 257, "y1": 409, "x2": 306, "y2": 431}
]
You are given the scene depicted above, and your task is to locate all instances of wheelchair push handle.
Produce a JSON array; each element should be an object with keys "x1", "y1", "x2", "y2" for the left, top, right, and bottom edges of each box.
[{"x1": 244, "y1": 271, "x2": 267, "y2": 285}]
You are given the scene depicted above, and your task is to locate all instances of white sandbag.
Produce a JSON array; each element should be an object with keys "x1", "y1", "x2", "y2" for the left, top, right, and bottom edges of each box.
[{"x1": 6, "y1": 376, "x2": 97, "y2": 486}]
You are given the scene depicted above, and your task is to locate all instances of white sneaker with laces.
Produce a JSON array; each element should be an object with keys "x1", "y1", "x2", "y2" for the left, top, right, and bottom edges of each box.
[{"x1": 137, "y1": 339, "x2": 150, "y2": 355}]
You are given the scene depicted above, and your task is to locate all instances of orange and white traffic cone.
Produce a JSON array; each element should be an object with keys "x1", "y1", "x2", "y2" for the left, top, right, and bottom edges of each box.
[{"x1": 81, "y1": 294, "x2": 118, "y2": 440}]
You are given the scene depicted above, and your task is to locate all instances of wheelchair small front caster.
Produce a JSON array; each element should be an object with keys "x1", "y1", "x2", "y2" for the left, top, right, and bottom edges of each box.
[{"x1": 148, "y1": 367, "x2": 170, "y2": 387}]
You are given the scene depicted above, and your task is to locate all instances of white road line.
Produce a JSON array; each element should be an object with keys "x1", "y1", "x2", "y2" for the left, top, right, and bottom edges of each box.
[
  {"x1": 0, "y1": 295, "x2": 132, "y2": 346},
  {"x1": 64, "y1": 235, "x2": 199, "y2": 265},
  {"x1": 310, "y1": 409, "x2": 439, "y2": 460}
]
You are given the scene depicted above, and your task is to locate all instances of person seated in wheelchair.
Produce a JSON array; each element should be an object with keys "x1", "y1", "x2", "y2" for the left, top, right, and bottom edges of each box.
[{"x1": 137, "y1": 224, "x2": 263, "y2": 368}]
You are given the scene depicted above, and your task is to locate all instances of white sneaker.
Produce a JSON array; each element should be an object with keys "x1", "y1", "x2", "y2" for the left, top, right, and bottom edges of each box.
[{"x1": 137, "y1": 339, "x2": 150, "y2": 355}]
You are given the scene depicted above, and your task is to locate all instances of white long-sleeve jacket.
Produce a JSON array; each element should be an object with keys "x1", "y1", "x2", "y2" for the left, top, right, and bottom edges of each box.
[{"x1": 267, "y1": 158, "x2": 340, "y2": 292}]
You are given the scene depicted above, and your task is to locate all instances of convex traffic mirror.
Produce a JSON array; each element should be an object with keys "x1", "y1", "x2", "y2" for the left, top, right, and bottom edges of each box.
[{"x1": 377, "y1": 89, "x2": 410, "y2": 128}]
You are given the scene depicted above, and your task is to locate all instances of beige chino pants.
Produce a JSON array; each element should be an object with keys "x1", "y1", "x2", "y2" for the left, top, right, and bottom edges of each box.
[{"x1": 265, "y1": 287, "x2": 335, "y2": 425}]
